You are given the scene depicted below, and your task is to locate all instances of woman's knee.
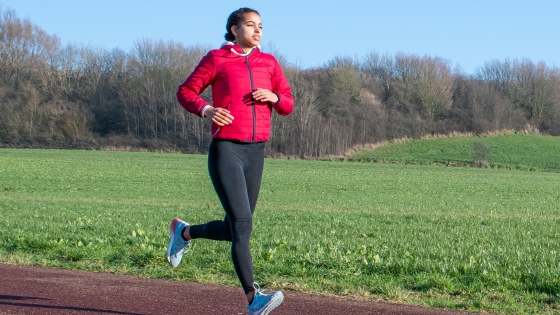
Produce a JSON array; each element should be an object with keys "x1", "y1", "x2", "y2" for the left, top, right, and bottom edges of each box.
[{"x1": 230, "y1": 217, "x2": 253, "y2": 240}]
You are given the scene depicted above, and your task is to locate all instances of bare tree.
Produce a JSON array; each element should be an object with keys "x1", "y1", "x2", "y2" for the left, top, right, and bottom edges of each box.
[
  {"x1": 362, "y1": 51, "x2": 394, "y2": 99},
  {"x1": 391, "y1": 53, "x2": 453, "y2": 120},
  {"x1": 476, "y1": 58, "x2": 560, "y2": 127}
]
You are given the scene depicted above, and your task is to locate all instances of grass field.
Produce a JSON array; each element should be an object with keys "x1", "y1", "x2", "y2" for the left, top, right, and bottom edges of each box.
[
  {"x1": 348, "y1": 133, "x2": 560, "y2": 172},
  {"x1": 1, "y1": 147, "x2": 560, "y2": 314}
]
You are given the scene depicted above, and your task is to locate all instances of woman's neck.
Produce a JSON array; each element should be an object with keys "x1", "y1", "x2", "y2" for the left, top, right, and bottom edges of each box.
[{"x1": 235, "y1": 41, "x2": 254, "y2": 53}]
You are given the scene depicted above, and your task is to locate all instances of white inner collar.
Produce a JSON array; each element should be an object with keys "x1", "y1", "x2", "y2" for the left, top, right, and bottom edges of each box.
[{"x1": 222, "y1": 41, "x2": 261, "y2": 56}]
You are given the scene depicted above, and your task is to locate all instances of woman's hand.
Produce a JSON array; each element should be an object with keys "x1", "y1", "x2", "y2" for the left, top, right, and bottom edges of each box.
[
  {"x1": 204, "y1": 107, "x2": 234, "y2": 126},
  {"x1": 252, "y1": 88, "x2": 279, "y2": 104}
]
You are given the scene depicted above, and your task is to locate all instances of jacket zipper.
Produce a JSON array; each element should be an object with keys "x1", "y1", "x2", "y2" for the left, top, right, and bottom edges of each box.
[{"x1": 245, "y1": 54, "x2": 256, "y2": 142}]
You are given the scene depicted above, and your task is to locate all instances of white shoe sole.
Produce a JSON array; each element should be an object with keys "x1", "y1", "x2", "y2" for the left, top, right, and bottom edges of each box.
[
  {"x1": 166, "y1": 219, "x2": 181, "y2": 267},
  {"x1": 257, "y1": 292, "x2": 284, "y2": 315}
]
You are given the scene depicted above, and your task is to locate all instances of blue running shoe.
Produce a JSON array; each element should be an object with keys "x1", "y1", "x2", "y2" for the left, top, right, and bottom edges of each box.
[
  {"x1": 247, "y1": 282, "x2": 284, "y2": 315},
  {"x1": 166, "y1": 218, "x2": 191, "y2": 267}
]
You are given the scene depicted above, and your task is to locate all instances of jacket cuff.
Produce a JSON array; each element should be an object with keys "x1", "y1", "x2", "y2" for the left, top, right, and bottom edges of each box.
[
  {"x1": 200, "y1": 105, "x2": 213, "y2": 117},
  {"x1": 273, "y1": 92, "x2": 281, "y2": 105}
]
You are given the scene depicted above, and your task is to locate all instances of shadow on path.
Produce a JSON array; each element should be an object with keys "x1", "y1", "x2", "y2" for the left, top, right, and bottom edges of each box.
[
  {"x1": 0, "y1": 295, "x2": 51, "y2": 301},
  {"x1": 0, "y1": 301, "x2": 146, "y2": 315}
]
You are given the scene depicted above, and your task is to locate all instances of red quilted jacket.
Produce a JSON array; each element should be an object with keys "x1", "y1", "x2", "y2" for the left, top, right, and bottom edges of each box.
[{"x1": 177, "y1": 42, "x2": 294, "y2": 142}]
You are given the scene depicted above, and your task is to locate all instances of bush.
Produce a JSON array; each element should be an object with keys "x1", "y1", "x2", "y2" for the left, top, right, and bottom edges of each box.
[{"x1": 472, "y1": 141, "x2": 489, "y2": 168}]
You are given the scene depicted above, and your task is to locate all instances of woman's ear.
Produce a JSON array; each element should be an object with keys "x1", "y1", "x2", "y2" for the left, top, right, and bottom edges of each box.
[{"x1": 231, "y1": 25, "x2": 238, "y2": 37}]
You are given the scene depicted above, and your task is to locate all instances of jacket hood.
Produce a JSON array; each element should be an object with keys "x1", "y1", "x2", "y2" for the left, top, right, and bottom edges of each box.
[{"x1": 221, "y1": 41, "x2": 261, "y2": 56}]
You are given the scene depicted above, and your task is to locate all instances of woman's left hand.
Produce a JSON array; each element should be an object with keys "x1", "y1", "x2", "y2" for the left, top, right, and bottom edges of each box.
[{"x1": 252, "y1": 88, "x2": 278, "y2": 104}]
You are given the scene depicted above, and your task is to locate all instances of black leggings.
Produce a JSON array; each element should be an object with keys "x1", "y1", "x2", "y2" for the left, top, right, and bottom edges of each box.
[{"x1": 189, "y1": 139, "x2": 265, "y2": 294}]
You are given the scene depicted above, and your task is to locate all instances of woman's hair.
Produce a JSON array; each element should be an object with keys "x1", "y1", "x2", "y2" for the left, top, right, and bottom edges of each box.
[{"x1": 224, "y1": 7, "x2": 260, "y2": 41}]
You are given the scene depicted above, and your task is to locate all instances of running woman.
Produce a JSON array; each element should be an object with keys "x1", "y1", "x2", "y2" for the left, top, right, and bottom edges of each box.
[{"x1": 167, "y1": 7, "x2": 294, "y2": 315}]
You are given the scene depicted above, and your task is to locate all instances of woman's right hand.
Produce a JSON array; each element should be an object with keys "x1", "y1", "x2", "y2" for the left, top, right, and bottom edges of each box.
[{"x1": 204, "y1": 107, "x2": 234, "y2": 126}]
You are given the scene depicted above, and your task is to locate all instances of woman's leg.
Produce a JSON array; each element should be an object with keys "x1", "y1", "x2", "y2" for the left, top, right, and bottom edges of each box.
[
  {"x1": 187, "y1": 217, "x2": 231, "y2": 241},
  {"x1": 239, "y1": 141, "x2": 265, "y2": 303},
  {"x1": 189, "y1": 140, "x2": 265, "y2": 295}
]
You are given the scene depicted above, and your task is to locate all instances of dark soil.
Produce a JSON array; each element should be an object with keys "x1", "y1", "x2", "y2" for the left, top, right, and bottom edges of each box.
[{"x1": 0, "y1": 264, "x2": 475, "y2": 315}]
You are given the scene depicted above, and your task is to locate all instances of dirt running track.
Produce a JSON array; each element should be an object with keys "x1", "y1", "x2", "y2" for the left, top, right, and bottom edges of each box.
[{"x1": 0, "y1": 264, "x2": 475, "y2": 315}]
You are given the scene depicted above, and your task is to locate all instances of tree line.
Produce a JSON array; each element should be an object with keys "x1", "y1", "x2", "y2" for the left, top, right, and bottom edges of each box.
[{"x1": 1, "y1": 8, "x2": 559, "y2": 157}]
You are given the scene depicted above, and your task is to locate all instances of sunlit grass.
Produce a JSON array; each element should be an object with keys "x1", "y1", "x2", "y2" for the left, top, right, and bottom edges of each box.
[
  {"x1": 1, "y1": 148, "x2": 560, "y2": 314},
  {"x1": 349, "y1": 133, "x2": 560, "y2": 172}
]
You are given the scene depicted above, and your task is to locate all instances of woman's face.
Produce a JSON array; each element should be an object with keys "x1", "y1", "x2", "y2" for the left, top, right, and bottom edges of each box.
[{"x1": 232, "y1": 12, "x2": 262, "y2": 52}]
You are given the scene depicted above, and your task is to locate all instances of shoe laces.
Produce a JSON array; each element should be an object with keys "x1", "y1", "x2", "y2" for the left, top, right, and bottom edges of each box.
[
  {"x1": 172, "y1": 236, "x2": 191, "y2": 257},
  {"x1": 253, "y1": 282, "x2": 274, "y2": 297},
  {"x1": 178, "y1": 239, "x2": 191, "y2": 254}
]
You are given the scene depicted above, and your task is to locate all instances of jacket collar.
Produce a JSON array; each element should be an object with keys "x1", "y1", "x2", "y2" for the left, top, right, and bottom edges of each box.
[{"x1": 221, "y1": 41, "x2": 260, "y2": 56}]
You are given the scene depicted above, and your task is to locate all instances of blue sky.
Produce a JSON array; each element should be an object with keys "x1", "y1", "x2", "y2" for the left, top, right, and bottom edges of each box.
[{"x1": 1, "y1": 0, "x2": 559, "y2": 74}]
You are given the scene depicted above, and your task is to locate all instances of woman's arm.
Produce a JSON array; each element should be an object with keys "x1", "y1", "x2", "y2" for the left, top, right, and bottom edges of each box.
[
  {"x1": 176, "y1": 52, "x2": 217, "y2": 117},
  {"x1": 269, "y1": 58, "x2": 294, "y2": 116}
]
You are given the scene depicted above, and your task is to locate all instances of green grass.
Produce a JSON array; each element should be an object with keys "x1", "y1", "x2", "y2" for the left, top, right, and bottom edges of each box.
[
  {"x1": 348, "y1": 133, "x2": 560, "y2": 172},
  {"x1": 1, "y1": 148, "x2": 560, "y2": 314}
]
